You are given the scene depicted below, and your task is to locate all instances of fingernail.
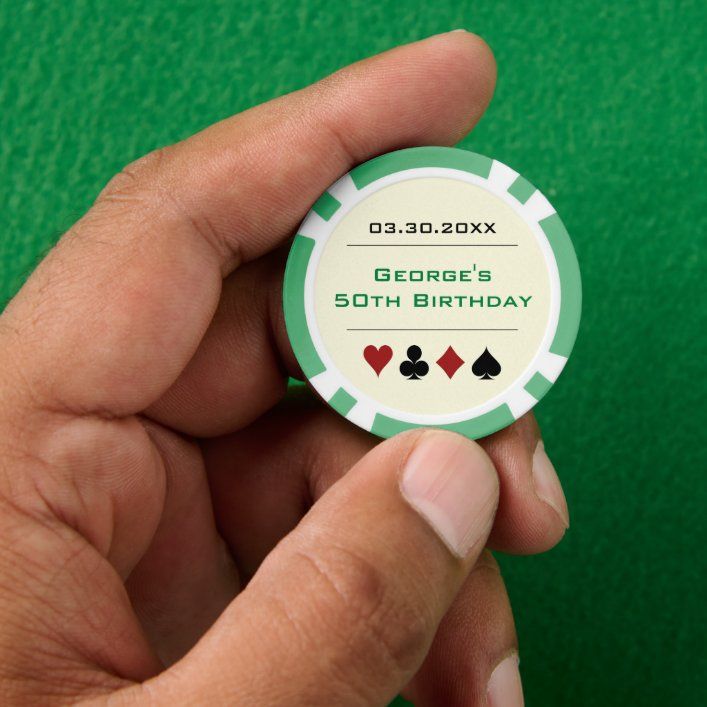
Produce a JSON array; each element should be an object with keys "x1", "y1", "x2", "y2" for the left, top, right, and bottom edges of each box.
[
  {"x1": 532, "y1": 441, "x2": 569, "y2": 529},
  {"x1": 487, "y1": 653, "x2": 524, "y2": 707},
  {"x1": 427, "y1": 29, "x2": 468, "y2": 40},
  {"x1": 401, "y1": 432, "x2": 498, "y2": 558}
]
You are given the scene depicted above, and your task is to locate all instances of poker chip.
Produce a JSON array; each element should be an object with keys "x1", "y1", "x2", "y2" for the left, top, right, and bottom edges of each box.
[{"x1": 283, "y1": 146, "x2": 581, "y2": 440}]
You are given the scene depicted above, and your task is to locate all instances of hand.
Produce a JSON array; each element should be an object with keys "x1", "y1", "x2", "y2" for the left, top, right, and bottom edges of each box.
[{"x1": 0, "y1": 32, "x2": 569, "y2": 706}]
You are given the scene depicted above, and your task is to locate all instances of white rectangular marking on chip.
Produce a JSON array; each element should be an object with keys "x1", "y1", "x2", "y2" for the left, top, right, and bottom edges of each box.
[
  {"x1": 310, "y1": 369, "x2": 339, "y2": 401},
  {"x1": 506, "y1": 388, "x2": 536, "y2": 419},
  {"x1": 328, "y1": 173, "x2": 358, "y2": 201},
  {"x1": 298, "y1": 211, "x2": 328, "y2": 242},
  {"x1": 523, "y1": 191, "x2": 556, "y2": 222},
  {"x1": 346, "y1": 403, "x2": 375, "y2": 431},
  {"x1": 488, "y1": 160, "x2": 519, "y2": 192},
  {"x1": 538, "y1": 352, "x2": 568, "y2": 382}
]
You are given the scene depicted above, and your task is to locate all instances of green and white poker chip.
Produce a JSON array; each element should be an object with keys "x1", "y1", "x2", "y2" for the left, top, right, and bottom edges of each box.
[{"x1": 283, "y1": 146, "x2": 581, "y2": 440}]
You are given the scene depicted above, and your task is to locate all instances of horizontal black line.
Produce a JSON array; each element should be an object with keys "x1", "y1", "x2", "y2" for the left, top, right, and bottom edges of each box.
[
  {"x1": 345, "y1": 243, "x2": 518, "y2": 247},
  {"x1": 346, "y1": 328, "x2": 518, "y2": 331}
]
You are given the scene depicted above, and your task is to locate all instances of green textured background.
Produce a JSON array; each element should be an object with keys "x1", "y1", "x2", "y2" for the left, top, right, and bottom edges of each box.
[{"x1": 1, "y1": 1, "x2": 705, "y2": 705}]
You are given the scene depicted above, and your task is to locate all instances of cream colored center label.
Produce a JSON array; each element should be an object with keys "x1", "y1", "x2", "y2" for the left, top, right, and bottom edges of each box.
[{"x1": 314, "y1": 178, "x2": 551, "y2": 415}]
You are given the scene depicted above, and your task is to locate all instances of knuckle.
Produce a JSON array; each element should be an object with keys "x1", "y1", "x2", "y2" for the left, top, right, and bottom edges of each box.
[
  {"x1": 95, "y1": 146, "x2": 232, "y2": 265},
  {"x1": 299, "y1": 544, "x2": 434, "y2": 676},
  {"x1": 307, "y1": 544, "x2": 387, "y2": 623},
  {"x1": 98, "y1": 146, "x2": 174, "y2": 204}
]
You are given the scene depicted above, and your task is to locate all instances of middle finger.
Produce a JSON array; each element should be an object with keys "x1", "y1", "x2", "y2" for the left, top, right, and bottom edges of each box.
[{"x1": 203, "y1": 388, "x2": 569, "y2": 581}]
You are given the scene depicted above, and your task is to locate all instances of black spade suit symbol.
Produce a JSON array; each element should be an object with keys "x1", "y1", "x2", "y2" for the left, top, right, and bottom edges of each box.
[
  {"x1": 400, "y1": 345, "x2": 429, "y2": 380},
  {"x1": 471, "y1": 348, "x2": 502, "y2": 380}
]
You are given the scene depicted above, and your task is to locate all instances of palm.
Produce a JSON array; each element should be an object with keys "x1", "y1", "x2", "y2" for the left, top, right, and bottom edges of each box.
[{"x1": 123, "y1": 386, "x2": 377, "y2": 668}]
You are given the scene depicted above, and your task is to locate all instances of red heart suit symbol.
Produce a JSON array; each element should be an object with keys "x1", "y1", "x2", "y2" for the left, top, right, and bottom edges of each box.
[{"x1": 363, "y1": 345, "x2": 393, "y2": 376}]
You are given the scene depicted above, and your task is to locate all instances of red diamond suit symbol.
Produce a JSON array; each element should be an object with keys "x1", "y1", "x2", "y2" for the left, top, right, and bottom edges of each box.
[{"x1": 436, "y1": 346, "x2": 465, "y2": 378}]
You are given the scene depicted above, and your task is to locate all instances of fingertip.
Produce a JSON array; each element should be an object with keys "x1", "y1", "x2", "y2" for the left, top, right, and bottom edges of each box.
[
  {"x1": 480, "y1": 415, "x2": 569, "y2": 554},
  {"x1": 429, "y1": 29, "x2": 497, "y2": 85},
  {"x1": 334, "y1": 30, "x2": 497, "y2": 150},
  {"x1": 416, "y1": 30, "x2": 497, "y2": 127},
  {"x1": 531, "y1": 440, "x2": 570, "y2": 530}
]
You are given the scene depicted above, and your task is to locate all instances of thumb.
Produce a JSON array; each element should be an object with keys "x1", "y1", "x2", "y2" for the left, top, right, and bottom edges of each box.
[{"x1": 148, "y1": 430, "x2": 499, "y2": 706}]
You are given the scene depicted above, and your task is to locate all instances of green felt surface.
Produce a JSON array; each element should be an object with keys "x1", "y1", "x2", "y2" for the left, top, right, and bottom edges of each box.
[{"x1": 1, "y1": 1, "x2": 705, "y2": 705}]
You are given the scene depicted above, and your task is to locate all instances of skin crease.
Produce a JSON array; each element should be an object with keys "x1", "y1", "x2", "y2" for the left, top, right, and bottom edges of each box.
[{"x1": 0, "y1": 33, "x2": 569, "y2": 706}]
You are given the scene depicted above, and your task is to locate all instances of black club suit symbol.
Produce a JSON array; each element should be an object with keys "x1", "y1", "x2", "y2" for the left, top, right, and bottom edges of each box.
[{"x1": 400, "y1": 345, "x2": 429, "y2": 380}]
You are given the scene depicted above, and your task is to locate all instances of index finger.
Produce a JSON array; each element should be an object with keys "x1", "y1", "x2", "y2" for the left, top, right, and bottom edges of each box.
[{"x1": 0, "y1": 31, "x2": 496, "y2": 419}]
